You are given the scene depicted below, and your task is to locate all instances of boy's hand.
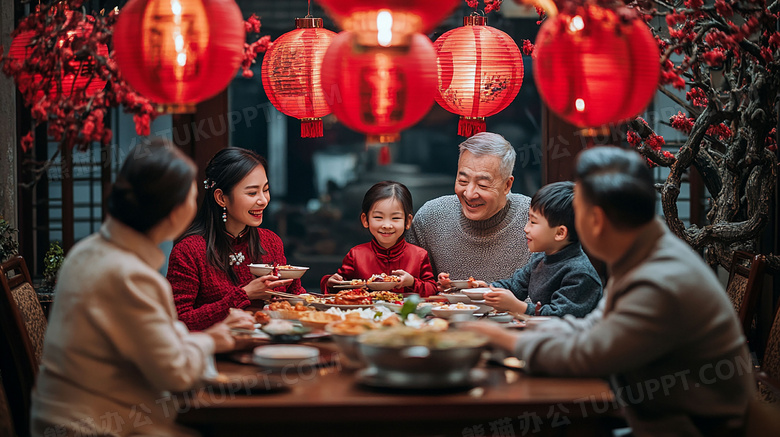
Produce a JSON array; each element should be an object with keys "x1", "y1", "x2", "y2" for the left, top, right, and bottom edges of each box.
[
  {"x1": 391, "y1": 269, "x2": 414, "y2": 288},
  {"x1": 484, "y1": 287, "x2": 527, "y2": 314},
  {"x1": 326, "y1": 273, "x2": 345, "y2": 291},
  {"x1": 437, "y1": 272, "x2": 451, "y2": 292},
  {"x1": 472, "y1": 280, "x2": 489, "y2": 288}
]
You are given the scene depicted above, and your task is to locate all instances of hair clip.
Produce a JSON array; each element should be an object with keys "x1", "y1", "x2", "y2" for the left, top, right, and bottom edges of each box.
[{"x1": 203, "y1": 179, "x2": 215, "y2": 190}]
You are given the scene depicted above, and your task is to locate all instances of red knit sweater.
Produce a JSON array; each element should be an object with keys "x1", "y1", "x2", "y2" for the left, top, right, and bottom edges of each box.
[
  {"x1": 319, "y1": 239, "x2": 438, "y2": 297},
  {"x1": 167, "y1": 228, "x2": 305, "y2": 331}
]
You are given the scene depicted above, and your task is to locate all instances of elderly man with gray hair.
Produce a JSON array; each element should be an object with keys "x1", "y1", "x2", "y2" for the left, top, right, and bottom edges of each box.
[{"x1": 407, "y1": 132, "x2": 532, "y2": 287}]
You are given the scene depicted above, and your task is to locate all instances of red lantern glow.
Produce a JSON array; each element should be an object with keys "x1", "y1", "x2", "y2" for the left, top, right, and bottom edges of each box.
[
  {"x1": 434, "y1": 16, "x2": 524, "y2": 137},
  {"x1": 533, "y1": 5, "x2": 660, "y2": 128},
  {"x1": 320, "y1": 31, "x2": 437, "y2": 143},
  {"x1": 112, "y1": 0, "x2": 245, "y2": 114},
  {"x1": 262, "y1": 18, "x2": 336, "y2": 138},
  {"x1": 8, "y1": 12, "x2": 108, "y2": 102},
  {"x1": 315, "y1": 0, "x2": 460, "y2": 43}
]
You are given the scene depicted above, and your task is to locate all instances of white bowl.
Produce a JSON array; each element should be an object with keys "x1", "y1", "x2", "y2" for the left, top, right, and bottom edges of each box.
[
  {"x1": 462, "y1": 288, "x2": 491, "y2": 301},
  {"x1": 253, "y1": 345, "x2": 320, "y2": 368},
  {"x1": 248, "y1": 264, "x2": 309, "y2": 279},
  {"x1": 431, "y1": 305, "x2": 478, "y2": 319},
  {"x1": 448, "y1": 280, "x2": 471, "y2": 289},
  {"x1": 439, "y1": 293, "x2": 471, "y2": 304}
]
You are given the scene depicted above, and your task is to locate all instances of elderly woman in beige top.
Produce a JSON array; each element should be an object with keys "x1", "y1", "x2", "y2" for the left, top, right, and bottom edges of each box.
[{"x1": 31, "y1": 140, "x2": 237, "y2": 437}]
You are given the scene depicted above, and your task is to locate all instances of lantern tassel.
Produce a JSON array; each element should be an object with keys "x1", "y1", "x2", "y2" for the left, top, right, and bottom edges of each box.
[
  {"x1": 378, "y1": 145, "x2": 391, "y2": 166},
  {"x1": 301, "y1": 118, "x2": 323, "y2": 138},
  {"x1": 458, "y1": 117, "x2": 486, "y2": 137}
]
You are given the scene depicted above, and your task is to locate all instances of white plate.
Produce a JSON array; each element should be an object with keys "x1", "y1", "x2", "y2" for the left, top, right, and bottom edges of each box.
[
  {"x1": 248, "y1": 264, "x2": 309, "y2": 279},
  {"x1": 253, "y1": 345, "x2": 320, "y2": 368},
  {"x1": 431, "y1": 305, "x2": 479, "y2": 319},
  {"x1": 311, "y1": 302, "x2": 376, "y2": 310},
  {"x1": 462, "y1": 288, "x2": 490, "y2": 301}
]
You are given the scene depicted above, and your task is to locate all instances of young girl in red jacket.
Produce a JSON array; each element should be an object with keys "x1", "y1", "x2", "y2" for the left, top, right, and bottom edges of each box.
[{"x1": 321, "y1": 181, "x2": 438, "y2": 297}]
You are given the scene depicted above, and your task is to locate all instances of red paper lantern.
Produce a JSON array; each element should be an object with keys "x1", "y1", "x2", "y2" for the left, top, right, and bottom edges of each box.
[
  {"x1": 320, "y1": 31, "x2": 437, "y2": 143},
  {"x1": 434, "y1": 16, "x2": 524, "y2": 137},
  {"x1": 262, "y1": 18, "x2": 336, "y2": 138},
  {"x1": 8, "y1": 12, "x2": 108, "y2": 102},
  {"x1": 533, "y1": 4, "x2": 660, "y2": 128},
  {"x1": 113, "y1": 0, "x2": 245, "y2": 114},
  {"x1": 315, "y1": 0, "x2": 460, "y2": 44}
]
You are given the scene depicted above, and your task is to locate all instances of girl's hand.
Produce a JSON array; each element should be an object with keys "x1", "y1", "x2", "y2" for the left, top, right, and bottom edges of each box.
[
  {"x1": 326, "y1": 273, "x2": 344, "y2": 291},
  {"x1": 222, "y1": 308, "x2": 255, "y2": 330},
  {"x1": 484, "y1": 287, "x2": 527, "y2": 313},
  {"x1": 243, "y1": 274, "x2": 294, "y2": 300},
  {"x1": 437, "y1": 272, "x2": 451, "y2": 292},
  {"x1": 391, "y1": 269, "x2": 414, "y2": 289}
]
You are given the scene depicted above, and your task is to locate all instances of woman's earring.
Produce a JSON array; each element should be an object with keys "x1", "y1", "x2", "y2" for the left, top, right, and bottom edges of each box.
[{"x1": 222, "y1": 207, "x2": 227, "y2": 223}]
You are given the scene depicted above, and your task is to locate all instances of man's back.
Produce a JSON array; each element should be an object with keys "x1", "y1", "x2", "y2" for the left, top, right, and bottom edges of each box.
[{"x1": 516, "y1": 220, "x2": 753, "y2": 436}]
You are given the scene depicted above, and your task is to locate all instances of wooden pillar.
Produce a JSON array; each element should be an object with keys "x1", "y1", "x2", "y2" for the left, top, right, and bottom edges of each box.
[
  {"x1": 0, "y1": 0, "x2": 17, "y2": 228},
  {"x1": 171, "y1": 90, "x2": 231, "y2": 192}
]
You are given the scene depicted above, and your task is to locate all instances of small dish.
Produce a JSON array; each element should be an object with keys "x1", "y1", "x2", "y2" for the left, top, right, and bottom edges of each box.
[
  {"x1": 248, "y1": 264, "x2": 309, "y2": 279},
  {"x1": 253, "y1": 345, "x2": 320, "y2": 369},
  {"x1": 448, "y1": 280, "x2": 475, "y2": 289}
]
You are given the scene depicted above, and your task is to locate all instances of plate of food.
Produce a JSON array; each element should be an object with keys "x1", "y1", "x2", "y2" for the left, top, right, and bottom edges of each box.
[
  {"x1": 248, "y1": 263, "x2": 309, "y2": 279},
  {"x1": 311, "y1": 289, "x2": 375, "y2": 309},
  {"x1": 365, "y1": 273, "x2": 403, "y2": 291},
  {"x1": 430, "y1": 303, "x2": 479, "y2": 319}
]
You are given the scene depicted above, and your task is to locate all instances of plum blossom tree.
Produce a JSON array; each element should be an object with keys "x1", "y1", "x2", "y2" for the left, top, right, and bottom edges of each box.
[{"x1": 623, "y1": 0, "x2": 779, "y2": 269}]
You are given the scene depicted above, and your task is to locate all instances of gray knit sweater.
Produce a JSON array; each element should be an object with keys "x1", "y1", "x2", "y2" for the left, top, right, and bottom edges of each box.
[
  {"x1": 407, "y1": 193, "x2": 531, "y2": 283},
  {"x1": 490, "y1": 242, "x2": 602, "y2": 317}
]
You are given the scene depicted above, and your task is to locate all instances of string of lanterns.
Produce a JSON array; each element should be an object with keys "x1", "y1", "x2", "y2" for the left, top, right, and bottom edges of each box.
[{"x1": 8, "y1": 0, "x2": 660, "y2": 146}]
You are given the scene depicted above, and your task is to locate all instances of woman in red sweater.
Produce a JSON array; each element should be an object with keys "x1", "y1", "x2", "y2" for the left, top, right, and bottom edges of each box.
[
  {"x1": 321, "y1": 181, "x2": 438, "y2": 297},
  {"x1": 168, "y1": 148, "x2": 305, "y2": 331}
]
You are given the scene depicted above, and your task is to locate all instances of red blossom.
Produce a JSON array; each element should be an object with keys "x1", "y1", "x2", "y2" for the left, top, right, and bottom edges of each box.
[
  {"x1": 670, "y1": 111, "x2": 695, "y2": 134},
  {"x1": 646, "y1": 133, "x2": 665, "y2": 151},
  {"x1": 627, "y1": 131, "x2": 642, "y2": 147},
  {"x1": 666, "y1": 13, "x2": 686, "y2": 27},
  {"x1": 684, "y1": 0, "x2": 703, "y2": 9},
  {"x1": 765, "y1": 128, "x2": 776, "y2": 150},
  {"x1": 760, "y1": 47, "x2": 773, "y2": 63},
  {"x1": 770, "y1": 32, "x2": 780, "y2": 49},
  {"x1": 703, "y1": 48, "x2": 727, "y2": 67},
  {"x1": 244, "y1": 14, "x2": 261, "y2": 34},
  {"x1": 21, "y1": 132, "x2": 34, "y2": 153},
  {"x1": 646, "y1": 158, "x2": 658, "y2": 168},
  {"x1": 686, "y1": 87, "x2": 708, "y2": 107},
  {"x1": 487, "y1": 0, "x2": 502, "y2": 13},
  {"x1": 662, "y1": 150, "x2": 675, "y2": 159},
  {"x1": 706, "y1": 123, "x2": 733, "y2": 140},
  {"x1": 466, "y1": 0, "x2": 479, "y2": 8},
  {"x1": 715, "y1": 0, "x2": 733, "y2": 18},
  {"x1": 522, "y1": 39, "x2": 534, "y2": 56}
]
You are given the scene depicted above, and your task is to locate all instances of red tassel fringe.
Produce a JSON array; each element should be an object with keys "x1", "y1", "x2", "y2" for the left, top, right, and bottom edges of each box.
[
  {"x1": 458, "y1": 117, "x2": 486, "y2": 137},
  {"x1": 301, "y1": 118, "x2": 323, "y2": 138},
  {"x1": 378, "y1": 145, "x2": 391, "y2": 166}
]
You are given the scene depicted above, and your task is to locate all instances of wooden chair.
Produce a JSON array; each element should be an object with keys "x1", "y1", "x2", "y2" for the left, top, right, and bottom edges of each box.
[
  {"x1": 0, "y1": 255, "x2": 47, "y2": 437},
  {"x1": 724, "y1": 251, "x2": 766, "y2": 335}
]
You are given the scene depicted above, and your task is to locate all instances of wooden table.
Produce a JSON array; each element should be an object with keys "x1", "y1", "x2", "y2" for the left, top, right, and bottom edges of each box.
[{"x1": 176, "y1": 340, "x2": 617, "y2": 437}]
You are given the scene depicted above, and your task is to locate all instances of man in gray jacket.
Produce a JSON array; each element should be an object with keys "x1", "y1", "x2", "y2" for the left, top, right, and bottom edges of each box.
[{"x1": 465, "y1": 147, "x2": 753, "y2": 436}]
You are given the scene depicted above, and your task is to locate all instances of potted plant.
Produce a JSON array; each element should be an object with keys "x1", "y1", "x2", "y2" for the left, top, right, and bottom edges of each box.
[{"x1": 41, "y1": 241, "x2": 64, "y2": 293}]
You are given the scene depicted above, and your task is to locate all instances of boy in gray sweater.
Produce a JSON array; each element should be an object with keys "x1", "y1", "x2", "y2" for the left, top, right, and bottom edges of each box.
[{"x1": 481, "y1": 181, "x2": 602, "y2": 317}]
